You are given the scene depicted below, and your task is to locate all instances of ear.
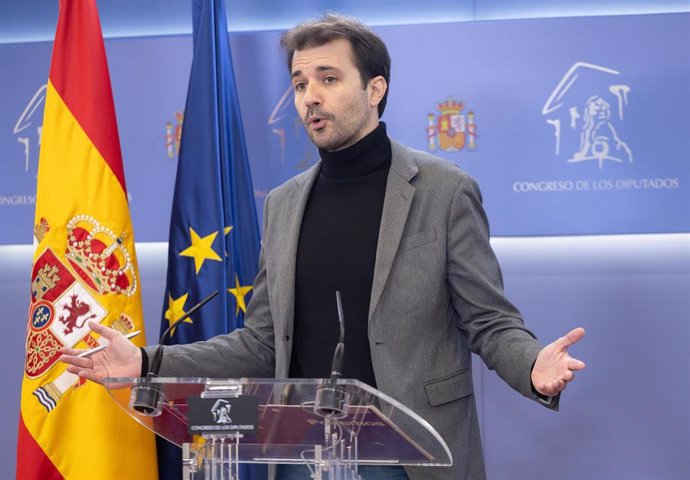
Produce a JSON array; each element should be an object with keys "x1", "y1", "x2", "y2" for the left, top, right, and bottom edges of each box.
[{"x1": 368, "y1": 75, "x2": 387, "y2": 109}]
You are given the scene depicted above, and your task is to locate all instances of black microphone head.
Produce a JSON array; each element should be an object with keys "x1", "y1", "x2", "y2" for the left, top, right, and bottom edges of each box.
[{"x1": 129, "y1": 371, "x2": 164, "y2": 416}]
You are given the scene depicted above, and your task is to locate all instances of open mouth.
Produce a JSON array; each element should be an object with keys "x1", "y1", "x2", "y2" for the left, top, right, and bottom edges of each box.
[
  {"x1": 305, "y1": 108, "x2": 333, "y2": 131},
  {"x1": 309, "y1": 117, "x2": 327, "y2": 130}
]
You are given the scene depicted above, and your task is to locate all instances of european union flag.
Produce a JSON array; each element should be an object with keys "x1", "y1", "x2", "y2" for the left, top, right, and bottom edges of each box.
[{"x1": 156, "y1": 0, "x2": 264, "y2": 478}]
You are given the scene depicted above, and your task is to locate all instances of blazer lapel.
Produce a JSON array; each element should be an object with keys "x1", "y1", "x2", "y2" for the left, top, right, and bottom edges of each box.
[
  {"x1": 368, "y1": 140, "x2": 418, "y2": 319},
  {"x1": 274, "y1": 164, "x2": 320, "y2": 340}
]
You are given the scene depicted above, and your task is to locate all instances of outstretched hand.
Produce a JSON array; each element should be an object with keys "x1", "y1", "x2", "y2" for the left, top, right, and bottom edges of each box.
[
  {"x1": 59, "y1": 321, "x2": 142, "y2": 386},
  {"x1": 532, "y1": 327, "x2": 586, "y2": 397}
]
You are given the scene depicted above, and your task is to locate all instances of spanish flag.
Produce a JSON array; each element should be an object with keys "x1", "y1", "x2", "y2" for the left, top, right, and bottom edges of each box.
[{"x1": 16, "y1": 0, "x2": 157, "y2": 478}]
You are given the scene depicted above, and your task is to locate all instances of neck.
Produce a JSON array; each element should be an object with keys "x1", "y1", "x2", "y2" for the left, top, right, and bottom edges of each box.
[{"x1": 318, "y1": 122, "x2": 390, "y2": 180}]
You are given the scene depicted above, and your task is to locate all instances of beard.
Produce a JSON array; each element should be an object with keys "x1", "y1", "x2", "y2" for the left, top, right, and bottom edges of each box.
[{"x1": 302, "y1": 94, "x2": 373, "y2": 152}]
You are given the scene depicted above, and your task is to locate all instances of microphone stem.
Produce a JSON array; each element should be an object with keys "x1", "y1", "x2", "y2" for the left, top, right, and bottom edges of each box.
[{"x1": 148, "y1": 290, "x2": 219, "y2": 376}]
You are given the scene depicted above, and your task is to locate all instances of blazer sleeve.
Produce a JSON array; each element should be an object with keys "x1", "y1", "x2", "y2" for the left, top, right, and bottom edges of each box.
[{"x1": 446, "y1": 175, "x2": 556, "y2": 408}]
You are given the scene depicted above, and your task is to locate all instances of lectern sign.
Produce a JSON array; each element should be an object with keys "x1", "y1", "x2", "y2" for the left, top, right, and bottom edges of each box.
[{"x1": 188, "y1": 395, "x2": 259, "y2": 434}]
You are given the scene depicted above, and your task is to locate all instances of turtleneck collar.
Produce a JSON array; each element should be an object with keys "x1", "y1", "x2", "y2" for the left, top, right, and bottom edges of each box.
[{"x1": 318, "y1": 122, "x2": 391, "y2": 180}]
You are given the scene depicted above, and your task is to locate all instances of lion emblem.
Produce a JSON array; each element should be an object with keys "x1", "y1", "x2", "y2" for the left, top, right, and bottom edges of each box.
[{"x1": 58, "y1": 294, "x2": 97, "y2": 335}]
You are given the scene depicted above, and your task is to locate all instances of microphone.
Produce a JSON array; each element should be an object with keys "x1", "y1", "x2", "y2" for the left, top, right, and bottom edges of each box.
[
  {"x1": 314, "y1": 291, "x2": 350, "y2": 419},
  {"x1": 130, "y1": 290, "x2": 219, "y2": 416}
]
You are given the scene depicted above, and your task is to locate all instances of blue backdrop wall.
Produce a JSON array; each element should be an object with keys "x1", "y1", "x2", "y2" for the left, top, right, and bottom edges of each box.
[
  {"x1": 1, "y1": 1, "x2": 689, "y2": 479},
  {"x1": 2, "y1": 13, "x2": 689, "y2": 242}
]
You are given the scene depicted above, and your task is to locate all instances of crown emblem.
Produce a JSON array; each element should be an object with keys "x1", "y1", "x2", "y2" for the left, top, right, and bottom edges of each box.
[
  {"x1": 427, "y1": 96, "x2": 477, "y2": 153},
  {"x1": 437, "y1": 98, "x2": 464, "y2": 115},
  {"x1": 111, "y1": 313, "x2": 135, "y2": 334},
  {"x1": 65, "y1": 215, "x2": 137, "y2": 296}
]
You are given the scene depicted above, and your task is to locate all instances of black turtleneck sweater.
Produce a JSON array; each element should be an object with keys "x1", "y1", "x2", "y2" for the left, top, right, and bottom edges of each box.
[{"x1": 289, "y1": 123, "x2": 391, "y2": 387}]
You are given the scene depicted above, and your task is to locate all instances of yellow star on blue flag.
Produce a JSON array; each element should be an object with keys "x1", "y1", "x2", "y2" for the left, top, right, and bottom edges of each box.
[
  {"x1": 179, "y1": 226, "x2": 222, "y2": 273},
  {"x1": 164, "y1": 292, "x2": 191, "y2": 336},
  {"x1": 228, "y1": 275, "x2": 253, "y2": 314}
]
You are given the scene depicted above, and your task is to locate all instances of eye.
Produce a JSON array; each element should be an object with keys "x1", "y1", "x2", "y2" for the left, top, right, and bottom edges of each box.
[
  {"x1": 293, "y1": 82, "x2": 306, "y2": 92},
  {"x1": 324, "y1": 76, "x2": 337, "y2": 84}
]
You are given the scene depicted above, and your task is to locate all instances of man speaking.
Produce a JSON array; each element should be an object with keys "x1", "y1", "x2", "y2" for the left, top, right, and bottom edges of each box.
[{"x1": 62, "y1": 14, "x2": 586, "y2": 480}]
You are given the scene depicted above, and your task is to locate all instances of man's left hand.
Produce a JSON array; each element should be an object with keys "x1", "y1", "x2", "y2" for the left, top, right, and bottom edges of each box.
[{"x1": 532, "y1": 327, "x2": 586, "y2": 397}]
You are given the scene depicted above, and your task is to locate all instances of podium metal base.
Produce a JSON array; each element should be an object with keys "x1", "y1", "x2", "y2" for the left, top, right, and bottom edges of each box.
[{"x1": 182, "y1": 429, "x2": 363, "y2": 480}]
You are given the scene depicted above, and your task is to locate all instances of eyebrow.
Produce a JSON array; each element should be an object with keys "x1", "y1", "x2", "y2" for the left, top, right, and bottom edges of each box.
[{"x1": 291, "y1": 65, "x2": 343, "y2": 79}]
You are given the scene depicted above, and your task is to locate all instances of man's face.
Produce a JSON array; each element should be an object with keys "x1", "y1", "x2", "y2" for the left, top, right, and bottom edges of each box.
[{"x1": 291, "y1": 39, "x2": 383, "y2": 151}]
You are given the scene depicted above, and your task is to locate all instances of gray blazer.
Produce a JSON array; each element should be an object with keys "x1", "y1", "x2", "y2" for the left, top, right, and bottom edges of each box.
[{"x1": 151, "y1": 140, "x2": 553, "y2": 479}]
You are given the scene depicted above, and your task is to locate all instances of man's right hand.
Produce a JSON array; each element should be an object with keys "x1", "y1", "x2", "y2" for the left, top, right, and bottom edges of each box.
[{"x1": 60, "y1": 321, "x2": 143, "y2": 386}]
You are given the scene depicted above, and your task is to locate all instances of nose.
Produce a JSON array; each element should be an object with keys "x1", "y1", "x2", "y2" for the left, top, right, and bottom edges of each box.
[{"x1": 302, "y1": 82, "x2": 321, "y2": 108}]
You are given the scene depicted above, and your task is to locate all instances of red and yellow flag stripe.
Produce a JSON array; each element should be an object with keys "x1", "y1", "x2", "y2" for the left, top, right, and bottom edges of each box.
[{"x1": 17, "y1": 1, "x2": 157, "y2": 478}]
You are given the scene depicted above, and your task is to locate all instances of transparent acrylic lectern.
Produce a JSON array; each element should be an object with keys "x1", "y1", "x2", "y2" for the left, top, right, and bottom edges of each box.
[{"x1": 104, "y1": 377, "x2": 452, "y2": 480}]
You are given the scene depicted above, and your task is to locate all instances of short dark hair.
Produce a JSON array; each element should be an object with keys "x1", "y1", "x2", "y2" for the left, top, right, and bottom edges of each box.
[{"x1": 280, "y1": 13, "x2": 391, "y2": 117}]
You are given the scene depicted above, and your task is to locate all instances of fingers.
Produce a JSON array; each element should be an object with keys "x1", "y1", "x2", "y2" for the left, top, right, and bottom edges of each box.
[
  {"x1": 88, "y1": 321, "x2": 119, "y2": 340},
  {"x1": 59, "y1": 353, "x2": 93, "y2": 369},
  {"x1": 535, "y1": 369, "x2": 577, "y2": 396},
  {"x1": 59, "y1": 347, "x2": 83, "y2": 356},
  {"x1": 550, "y1": 379, "x2": 568, "y2": 395},
  {"x1": 74, "y1": 369, "x2": 104, "y2": 385},
  {"x1": 557, "y1": 327, "x2": 586, "y2": 349},
  {"x1": 569, "y1": 357, "x2": 586, "y2": 371},
  {"x1": 536, "y1": 379, "x2": 566, "y2": 396},
  {"x1": 62, "y1": 355, "x2": 105, "y2": 385},
  {"x1": 65, "y1": 364, "x2": 83, "y2": 376}
]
